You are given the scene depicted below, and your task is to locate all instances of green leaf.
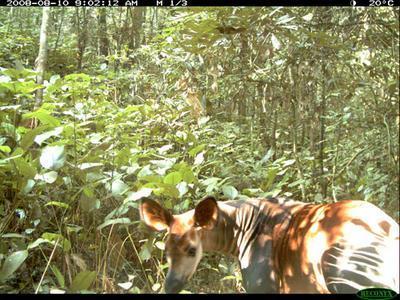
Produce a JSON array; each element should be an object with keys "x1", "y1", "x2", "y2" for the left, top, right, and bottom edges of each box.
[
  {"x1": 50, "y1": 265, "x2": 65, "y2": 288},
  {"x1": 97, "y1": 218, "x2": 131, "y2": 230},
  {"x1": 137, "y1": 165, "x2": 153, "y2": 177},
  {"x1": 20, "y1": 125, "x2": 51, "y2": 150},
  {"x1": 28, "y1": 233, "x2": 71, "y2": 252},
  {"x1": 125, "y1": 188, "x2": 152, "y2": 202},
  {"x1": 276, "y1": 14, "x2": 296, "y2": 25},
  {"x1": 35, "y1": 171, "x2": 58, "y2": 184},
  {"x1": 158, "y1": 144, "x2": 173, "y2": 155},
  {"x1": 0, "y1": 250, "x2": 28, "y2": 283},
  {"x1": 271, "y1": 34, "x2": 281, "y2": 50},
  {"x1": 188, "y1": 144, "x2": 206, "y2": 157},
  {"x1": 164, "y1": 171, "x2": 182, "y2": 185},
  {"x1": 83, "y1": 187, "x2": 94, "y2": 198},
  {"x1": 222, "y1": 185, "x2": 239, "y2": 199},
  {"x1": 221, "y1": 275, "x2": 236, "y2": 281},
  {"x1": 69, "y1": 271, "x2": 96, "y2": 292},
  {"x1": 43, "y1": 233, "x2": 71, "y2": 251},
  {"x1": 139, "y1": 241, "x2": 152, "y2": 261},
  {"x1": 79, "y1": 194, "x2": 99, "y2": 212},
  {"x1": 0, "y1": 145, "x2": 11, "y2": 153},
  {"x1": 1, "y1": 233, "x2": 27, "y2": 239},
  {"x1": 155, "y1": 241, "x2": 165, "y2": 250},
  {"x1": 111, "y1": 179, "x2": 129, "y2": 196},
  {"x1": 45, "y1": 201, "x2": 69, "y2": 209},
  {"x1": 151, "y1": 158, "x2": 176, "y2": 175},
  {"x1": 265, "y1": 168, "x2": 278, "y2": 189},
  {"x1": 118, "y1": 282, "x2": 133, "y2": 290},
  {"x1": 202, "y1": 177, "x2": 220, "y2": 194},
  {"x1": 181, "y1": 167, "x2": 196, "y2": 184},
  {"x1": 194, "y1": 152, "x2": 205, "y2": 166},
  {"x1": 40, "y1": 145, "x2": 66, "y2": 170},
  {"x1": 302, "y1": 13, "x2": 313, "y2": 21},
  {"x1": 152, "y1": 283, "x2": 161, "y2": 292},
  {"x1": 177, "y1": 181, "x2": 188, "y2": 197},
  {"x1": 0, "y1": 75, "x2": 12, "y2": 84},
  {"x1": 153, "y1": 183, "x2": 179, "y2": 199},
  {"x1": 14, "y1": 157, "x2": 36, "y2": 179},
  {"x1": 261, "y1": 149, "x2": 274, "y2": 164},
  {"x1": 314, "y1": 194, "x2": 324, "y2": 203},
  {"x1": 288, "y1": 179, "x2": 305, "y2": 188},
  {"x1": 282, "y1": 159, "x2": 296, "y2": 167},
  {"x1": 23, "y1": 108, "x2": 60, "y2": 127},
  {"x1": 34, "y1": 127, "x2": 64, "y2": 145},
  {"x1": 49, "y1": 75, "x2": 60, "y2": 84},
  {"x1": 242, "y1": 188, "x2": 263, "y2": 197},
  {"x1": 1, "y1": 122, "x2": 15, "y2": 136},
  {"x1": 21, "y1": 179, "x2": 35, "y2": 194},
  {"x1": 78, "y1": 163, "x2": 103, "y2": 170}
]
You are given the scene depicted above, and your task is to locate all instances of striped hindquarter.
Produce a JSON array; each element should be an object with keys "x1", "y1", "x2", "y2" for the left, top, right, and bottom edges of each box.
[{"x1": 273, "y1": 200, "x2": 399, "y2": 293}]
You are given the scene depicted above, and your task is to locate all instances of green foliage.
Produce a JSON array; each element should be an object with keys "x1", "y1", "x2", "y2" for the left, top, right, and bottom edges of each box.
[
  {"x1": 69, "y1": 271, "x2": 97, "y2": 292},
  {"x1": 0, "y1": 250, "x2": 28, "y2": 283}
]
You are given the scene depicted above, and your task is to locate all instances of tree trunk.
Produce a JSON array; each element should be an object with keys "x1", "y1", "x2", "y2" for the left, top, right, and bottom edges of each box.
[
  {"x1": 53, "y1": 8, "x2": 65, "y2": 53},
  {"x1": 97, "y1": 8, "x2": 109, "y2": 57},
  {"x1": 130, "y1": 8, "x2": 145, "y2": 50},
  {"x1": 35, "y1": 7, "x2": 50, "y2": 109},
  {"x1": 238, "y1": 34, "x2": 248, "y2": 118},
  {"x1": 319, "y1": 63, "x2": 327, "y2": 197},
  {"x1": 6, "y1": 8, "x2": 14, "y2": 33},
  {"x1": 75, "y1": 8, "x2": 89, "y2": 70}
]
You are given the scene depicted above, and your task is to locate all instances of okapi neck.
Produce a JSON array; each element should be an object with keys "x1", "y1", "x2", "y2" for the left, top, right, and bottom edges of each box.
[{"x1": 199, "y1": 198, "x2": 306, "y2": 258}]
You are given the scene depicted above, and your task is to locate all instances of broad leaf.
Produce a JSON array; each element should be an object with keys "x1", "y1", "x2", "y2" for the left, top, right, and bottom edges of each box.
[
  {"x1": 23, "y1": 108, "x2": 60, "y2": 127},
  {"x1": 0, "y1": 145, "x2": 11, "y2": 153},
  {"x1": 194, "y1": 152, "x2": 205, "y2": 166},
  {"x1": 34, "y1": 127, "x2": 64, "y2": 145},
  {"x1": 271, "y1": 34, "x2": 281, "y2": 50},
  {"x1": 69, "y1": 271, "x2": 96, "y2": 292},
  {"x1": 125, "y1": 188, "x2": 152, "y2": 202},
  {"x1": 79, "y1": 194, "x2": 100, "y2": 212},
  {"x1": 97, "y1": 218, "x2": 131, "y2": 230},
  {"x1": 222, "y1": 185, "x2": 239, "y2": 199},
  {"x1": 28, "y1": 233, "x2": 71, "y2": 252},
  {"x1": 0, "y1": 250, "x2": 28, "y2": 283},
  {"x1": 177, "y1": 181, "x2": 188, "y2": 197},
  {"x1": 188, "y1": 144, "x2": 206, "y2": 157},
  {"x1": 35, "y1": 171, "x2": 58, "y2": 184},
  {"x1": 45, "y1": 201, "x2": 69, "y2": 209},
  {"x1": 40, "y1": 145, "x2": 66, "y2": 170},
  {"x1": 51, "y1": 265, "x2": 65, "y2": 288},
  {"x1": 14, "y1": 157, "x2": 36, "y2": 179},
  {"x1": 20, "y1": 125, "x2": 51, "y2": 150},
  {"x1": 164, "y1": 171, "x2": 182, "y2": 185},
  {"x1": 78, "y1": 163, "x2": 103, "y2": 170},
  {"x1": 111, "y1": 179, "x2": 129, "y2": 196}
]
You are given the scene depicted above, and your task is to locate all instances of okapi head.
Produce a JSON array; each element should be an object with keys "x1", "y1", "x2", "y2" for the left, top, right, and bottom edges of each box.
[{"x1": 139, "y1": 196, "x2": 218, "y2": 293}]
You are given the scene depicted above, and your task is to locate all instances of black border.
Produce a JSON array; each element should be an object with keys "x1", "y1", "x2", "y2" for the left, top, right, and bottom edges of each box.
[{"x1": 0, "y1": 293, "x2": 362, "y2": 298}]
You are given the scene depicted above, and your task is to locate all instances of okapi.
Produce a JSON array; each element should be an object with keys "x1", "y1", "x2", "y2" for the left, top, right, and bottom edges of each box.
[{"x1": 139, "y1": 196, "x2": 399, "y2": 294}]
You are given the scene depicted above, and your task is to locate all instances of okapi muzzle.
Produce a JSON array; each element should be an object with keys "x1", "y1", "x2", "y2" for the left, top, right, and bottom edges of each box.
[{"x1": 140, "y1": 196, "x2": 399, "y2": 294}]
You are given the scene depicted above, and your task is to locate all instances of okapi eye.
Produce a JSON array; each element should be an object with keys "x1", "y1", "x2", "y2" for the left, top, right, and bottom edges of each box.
[{"x1": 188, "y1": 247, "x2": 196, "y2": 257}]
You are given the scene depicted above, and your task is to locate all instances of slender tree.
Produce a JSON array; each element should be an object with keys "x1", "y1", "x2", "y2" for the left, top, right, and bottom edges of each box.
[{"x1": 34, "y1": 7, "x2": 50, "y2": 109}]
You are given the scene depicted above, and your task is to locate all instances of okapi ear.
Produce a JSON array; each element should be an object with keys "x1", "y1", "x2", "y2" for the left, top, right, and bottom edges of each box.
[
  {"x1": 194, "y1": 196, "x2": 218, "y2": 229},
  {"x1": 140, "y1": 199, "x2": 173, "y2": 232}
]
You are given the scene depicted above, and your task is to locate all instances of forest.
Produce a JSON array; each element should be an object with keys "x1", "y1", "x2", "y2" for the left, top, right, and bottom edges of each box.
[{"x1": 0, "y1": 6, "x2": 398, "y2": 293}]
